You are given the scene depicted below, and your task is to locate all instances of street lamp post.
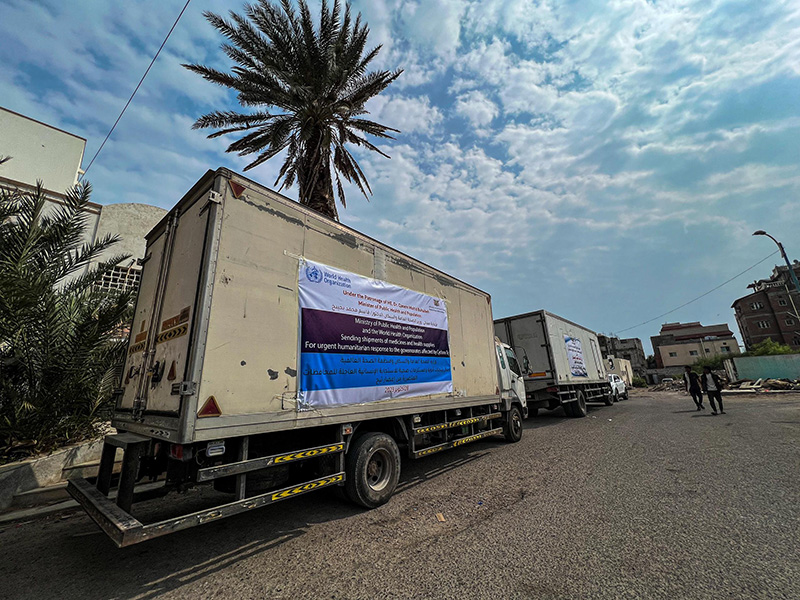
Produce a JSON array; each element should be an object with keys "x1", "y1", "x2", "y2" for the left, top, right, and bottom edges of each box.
[{"x1": 752, "y1": 230, "x2": 800, "y2": 294}]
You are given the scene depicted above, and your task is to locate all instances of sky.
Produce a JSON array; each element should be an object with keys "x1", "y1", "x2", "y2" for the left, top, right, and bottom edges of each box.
[{"x1": 2, "y1": 0, "x2": 799, "y2": 354}]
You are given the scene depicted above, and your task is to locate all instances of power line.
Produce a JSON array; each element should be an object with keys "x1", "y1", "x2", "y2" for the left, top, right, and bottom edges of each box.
[
  {"x1": 81, "y1": 0, "x2": 192, "y2": 179},
  {"x1": 614, "y1": 250, "x2": 780, "y2": 335}
]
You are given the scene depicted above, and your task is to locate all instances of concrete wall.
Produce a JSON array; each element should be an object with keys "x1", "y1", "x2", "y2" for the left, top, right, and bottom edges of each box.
[
  {"x1": 0, "y1": 107, "x2": 85, "y2": 193},
  {"x1": 92, "y1": 203, "x2": 167, "y2": 264},
  {"x1": 725, "y1": 355, "x2": 800, "y2": 381}
]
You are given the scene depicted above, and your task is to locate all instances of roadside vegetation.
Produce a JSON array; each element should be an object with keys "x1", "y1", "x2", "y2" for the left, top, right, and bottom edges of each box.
[
  {"x1": 0, "y1": 179, "x2": 133, "y2": 462},
  {"x1": 690, "y1": 338, "x2": 796, "y2": 372}
]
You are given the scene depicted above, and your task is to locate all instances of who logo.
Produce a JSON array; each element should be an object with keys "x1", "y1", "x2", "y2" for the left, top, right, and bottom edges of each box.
[{"x1": 305, "y1": 264, "x2": 323, "y2": 283}]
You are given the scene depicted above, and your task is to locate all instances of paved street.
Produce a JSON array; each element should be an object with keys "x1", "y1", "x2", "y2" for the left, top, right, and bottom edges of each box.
[{"x1": 2, "y1": 390, "x2": 799, "y2": 600}]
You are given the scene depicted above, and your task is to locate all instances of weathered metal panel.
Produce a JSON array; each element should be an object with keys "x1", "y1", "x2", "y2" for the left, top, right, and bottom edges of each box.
[{"x1": 728, "y1": 355, "x2": 800, "y2": 380}]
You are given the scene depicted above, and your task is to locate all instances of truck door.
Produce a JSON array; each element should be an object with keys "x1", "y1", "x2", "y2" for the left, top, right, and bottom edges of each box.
[{"x1": 496, "y1": 343, "x2": 526, "y2": 406}]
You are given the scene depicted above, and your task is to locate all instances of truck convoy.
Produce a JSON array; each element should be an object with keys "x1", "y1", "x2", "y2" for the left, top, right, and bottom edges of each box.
[
  {"x1": 68, "y1": 168, "x2": 528, "y2": 547},
  {"x1": 494, "y1": 310, "x2": 613, "y2": 417}
]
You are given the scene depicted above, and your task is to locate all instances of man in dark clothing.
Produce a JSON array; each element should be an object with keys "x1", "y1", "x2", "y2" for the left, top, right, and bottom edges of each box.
[
  {"x1": 683, "y1": 366, "x2": 704, "y2": 410},
  {"x1": 701, "y1": 366, "x2": 725, "y2": 415}
]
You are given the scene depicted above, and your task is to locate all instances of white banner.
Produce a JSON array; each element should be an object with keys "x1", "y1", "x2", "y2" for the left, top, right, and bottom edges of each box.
[
  {"x1": 298, "y1": 260, "x2": 452, "y2": 409},
  {"x1": 565, "y1": 336, "x2": 588, "y2": 377}
]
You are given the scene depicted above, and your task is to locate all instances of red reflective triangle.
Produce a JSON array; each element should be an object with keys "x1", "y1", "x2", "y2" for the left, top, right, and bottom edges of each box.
[
  {"x1": 198, "y1": 396, "x2": 222, "y2": 417},
  {"x1": 229, "y1": 180, "x2": 246, "y2": 198}
]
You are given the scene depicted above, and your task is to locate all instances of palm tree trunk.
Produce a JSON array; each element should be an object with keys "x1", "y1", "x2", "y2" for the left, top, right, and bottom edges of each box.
[{"x1": 299, "y1": 132, "x2": 338, "y2": 221}]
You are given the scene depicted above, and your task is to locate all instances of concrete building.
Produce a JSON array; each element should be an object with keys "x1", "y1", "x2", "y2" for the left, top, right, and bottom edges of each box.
[
  {"x1": 731, "y1": 262, "x2": 800, "y2": 351},
  {"x1": 650, "y1": 322, "x2": 739, "y2": 368},
  {"x1": 0, "y1": 106, "x2": 166, "y2": 292},
  {"x1": 598, "y1": 335, "x2": 647, "y2": 376}
]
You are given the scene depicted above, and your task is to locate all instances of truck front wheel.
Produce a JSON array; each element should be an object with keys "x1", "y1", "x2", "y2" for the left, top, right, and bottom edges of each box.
[
  {"x1": 604, "y1": 390, "x2": 616, "y2": 406},
  {"x1": 344, "y1": 433, "x2": 401, "y2": 509},
  {"x1": 504, "y1": 405, "x2": 524, "y2": 442}
]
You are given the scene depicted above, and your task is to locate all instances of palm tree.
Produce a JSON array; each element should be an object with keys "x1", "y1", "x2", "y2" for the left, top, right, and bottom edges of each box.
[
  {"x1": 184, "y1": 0, "x2": 402, "y2": 221},
  {"x1": 0, "y1": 179, "x2": 133, "y2": 456}
]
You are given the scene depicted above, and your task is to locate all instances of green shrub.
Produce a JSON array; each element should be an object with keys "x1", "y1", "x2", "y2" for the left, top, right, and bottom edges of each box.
[
  {"x1": 0, "y1": 180, "x2": 132, "y2": 460},
  {"x1": 631, "y1": 375, "x2": 647, "y2": 388}
]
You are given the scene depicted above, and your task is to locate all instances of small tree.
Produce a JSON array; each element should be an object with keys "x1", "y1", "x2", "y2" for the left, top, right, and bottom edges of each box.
[
  {"x1": 0, "y1": 180, "x2": 133, "y2": 458},
  {"x1": 744, "y1": 338, "x2": 795, "y2": 356}
]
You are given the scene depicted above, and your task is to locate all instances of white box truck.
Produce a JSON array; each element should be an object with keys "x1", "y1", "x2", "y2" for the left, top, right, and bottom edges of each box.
[
  {"x1": 494, "y1": 310, "x2": 613, "y2": 418},
  {"x1": 68, "y1": 168, "x2": 527, "y2": 546}
]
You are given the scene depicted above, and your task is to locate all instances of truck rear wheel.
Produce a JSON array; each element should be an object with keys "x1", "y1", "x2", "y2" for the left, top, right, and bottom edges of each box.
[
  {"x1": 344, "y1": 433, "x2": 400, "y2": 509},
  {"x1": 604, "y1": 390, "x2": 615, "y2": 406},
  {"x1": 504, "y1": 405, "x2": 524, "y2": 442},
  {"x1": 571, "y1": 391, "x2": 588, "y2": 418}
]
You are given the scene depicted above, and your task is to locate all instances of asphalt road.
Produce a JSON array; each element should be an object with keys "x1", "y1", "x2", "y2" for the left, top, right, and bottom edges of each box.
[{"x1": 2, "y1": 390, "x2": 799, "y2": 600}]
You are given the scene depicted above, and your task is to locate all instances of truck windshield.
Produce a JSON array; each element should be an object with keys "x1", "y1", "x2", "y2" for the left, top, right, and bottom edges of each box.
[{"x1": 505, "y1": 348, "x2": 522, "y2": 377}]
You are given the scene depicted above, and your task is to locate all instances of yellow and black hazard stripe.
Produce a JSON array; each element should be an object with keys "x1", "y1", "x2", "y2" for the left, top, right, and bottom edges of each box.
[
  {"x1": 270, "y1": 473, "x2": 343, "y2": 501},
  {"x1": 128, "y1": 340, "x2": 146, "y2": 355},
  {"x1": 413, "y1": 412, "x2": 501, "y2": 435},
  {"x1": 156, "y1": 323, "x2": 188, "y2": 345},
  {"x1": 273, "y1": 443, "x2": 344, "y2": 465},
  {"x1": 452, "y1": 429, "x2": 498, "y2": 447}
]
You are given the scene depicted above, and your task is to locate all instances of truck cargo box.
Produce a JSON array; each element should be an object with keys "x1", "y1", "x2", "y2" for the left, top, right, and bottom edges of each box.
[
  {"x1": 116, "y1": 168, "x2": 500, "y2": 444},
  {"x1": 494, "y1": 310, "x2": 607, "y2": 391}
]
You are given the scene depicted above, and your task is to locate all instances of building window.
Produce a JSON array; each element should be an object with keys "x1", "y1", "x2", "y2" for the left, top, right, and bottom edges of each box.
[
  {"x1": 668, "y1": 352, "x2": 677, "y2": 357},
  {"x1": 786, "y1": 318, "x2": 796, "y2": 326},
  {"x1": 97, "y1": 265, "x2": 141, "y2": 293},
  {"x1": 721, "y1": 347, "x2": 731, "y2": 353},
  {"x1": 778, "y1": 298, "x2": 788, "y2": 306},
  {"x1": 794, "y1": 336, "x2": 800, "y2": 346},
  {"x1": 757, "y1": 320, "x2": 770, "y2": 329},
  {"x1": 689, "y1": 350, "x2": 698, "y2": 356},
  {"x1": 750, "y1": 302, "x2": 764, "y2": 310},
  {"x1": 705, "y1": 348, "x2": 711, "y2": 353}
]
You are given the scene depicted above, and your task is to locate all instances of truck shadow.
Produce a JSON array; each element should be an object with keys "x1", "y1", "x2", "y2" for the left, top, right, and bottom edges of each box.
[
  {"x1": 9, "y1": 404, "x2": 614, "y2": 600},
  {"x1": 12, "y1": 446, "x2": 496, "y2": 600}
]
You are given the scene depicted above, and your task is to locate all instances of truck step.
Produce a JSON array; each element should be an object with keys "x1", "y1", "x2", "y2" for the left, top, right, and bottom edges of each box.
[
  {"x1": 412, "y1": 427, "x2": 504, "y2": 459},
  {"x1": 412, "y1": 412, "x2": 501, "y2": 435}
]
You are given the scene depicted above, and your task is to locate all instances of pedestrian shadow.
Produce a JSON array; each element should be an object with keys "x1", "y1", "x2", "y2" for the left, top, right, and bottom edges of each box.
[{"x1": 672, "y1": 409, "x2": 700, "y2": 413}]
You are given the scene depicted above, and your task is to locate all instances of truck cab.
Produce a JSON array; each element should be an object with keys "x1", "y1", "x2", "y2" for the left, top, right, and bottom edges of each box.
[{"x1": 495, "y1": 339, "x2": 528, "y2": 416}]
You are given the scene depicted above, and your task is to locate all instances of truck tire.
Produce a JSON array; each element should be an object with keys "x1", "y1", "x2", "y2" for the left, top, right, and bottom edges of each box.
[
  {"x1": 344, "y1": 432, "x2": 400, "y2": 509},
  {"x1": 605, "y1": 390, "x2": 616, "y2": 406},
  {"x1": 504, "y1": 405, "x2": 524, "y2": 442},
  {"x1": 571, "y1": 391, "x2": 588, "y2": 417}
]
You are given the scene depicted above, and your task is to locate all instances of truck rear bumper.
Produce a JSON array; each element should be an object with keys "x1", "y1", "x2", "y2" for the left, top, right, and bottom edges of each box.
[{"x1": 68, "y1": 471, "x2": 345, "y2": 548}]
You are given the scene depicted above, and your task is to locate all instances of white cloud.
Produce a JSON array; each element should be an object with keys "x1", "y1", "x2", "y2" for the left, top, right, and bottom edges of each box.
[{"x1": 454, "y1": 91, "x2": 498, "y2": 127}]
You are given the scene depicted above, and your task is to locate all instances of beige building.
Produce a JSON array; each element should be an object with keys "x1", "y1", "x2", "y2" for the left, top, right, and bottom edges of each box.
[
  {"x1": 658, "y1": 337, "x2": 739, "y2": 368},
  {"x1": 0, "y1": 106, "x2": 166, "y2": 291},
  {"x1": 606, "y1": 356, "x2": 633, "y2": 385}
]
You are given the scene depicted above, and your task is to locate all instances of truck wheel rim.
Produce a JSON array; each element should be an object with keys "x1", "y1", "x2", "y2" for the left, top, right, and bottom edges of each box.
[
  {"x1": 511, "y1": 412, "x2": 522, "y2": 436},
  {"x1": 366, "y1": 448, "x2": 392, "y2": 492}
]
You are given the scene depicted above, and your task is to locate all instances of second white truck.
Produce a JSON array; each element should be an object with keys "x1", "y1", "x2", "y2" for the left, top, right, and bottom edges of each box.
[{"x1": 494, "y1": 310, "x2": 613, "y2": 417}]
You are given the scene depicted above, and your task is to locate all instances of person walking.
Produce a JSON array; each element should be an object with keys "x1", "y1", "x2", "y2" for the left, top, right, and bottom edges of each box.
[
  {"x1": 701, "y1": 366, "x2": 725, "y2": 415},
  {"x1": 683, "y1": 366, "x2": 704, "y2": 410}
]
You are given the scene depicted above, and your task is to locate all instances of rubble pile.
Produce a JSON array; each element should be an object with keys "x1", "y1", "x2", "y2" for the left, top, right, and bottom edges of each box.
[{"x1": 726, "y1": 378, "x2": 800, "y2": 391}]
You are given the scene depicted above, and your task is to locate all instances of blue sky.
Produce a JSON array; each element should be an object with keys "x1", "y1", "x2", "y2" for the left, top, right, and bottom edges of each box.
[{"x1": 2, "y1": 0, "x2": 799, "y2": 353}]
